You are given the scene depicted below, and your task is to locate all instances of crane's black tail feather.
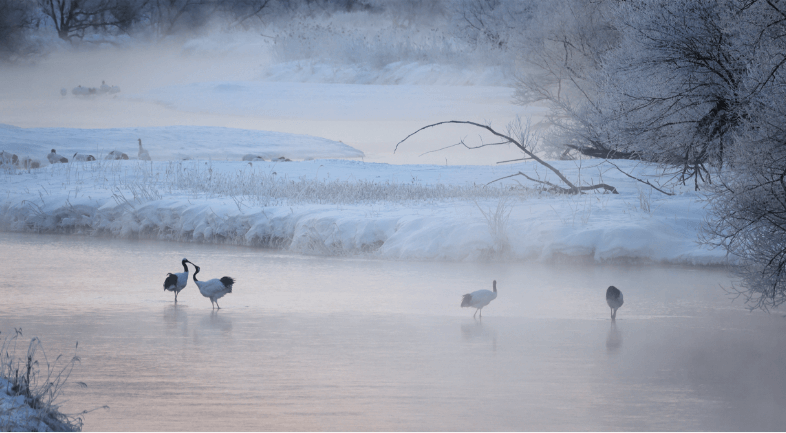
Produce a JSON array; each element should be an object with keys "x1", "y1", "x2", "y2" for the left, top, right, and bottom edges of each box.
[
  {"x1": 163, "y1": 273, "x2": 178, "y2": 291},
  {"x1": 461, "y1": 294, "x2": 472, "y2": 307},
  {"x1": 220, "y1": 277, "x2": 235, "y2": 292}
]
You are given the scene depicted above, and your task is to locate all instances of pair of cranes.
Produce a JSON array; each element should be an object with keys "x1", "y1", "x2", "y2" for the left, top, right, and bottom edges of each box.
[
  {"x1": 460, "y1": 282, "x2": 624, "y2": 320},
  {"x1": 163, "y1": 258, "x2": 234, "y2": 309},
  {"x1": 164, "y1": 259, "x2": 624, "y2": 320}
]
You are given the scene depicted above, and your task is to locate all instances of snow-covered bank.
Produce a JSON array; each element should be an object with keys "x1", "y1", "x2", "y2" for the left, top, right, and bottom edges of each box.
[
  {"x1": 0, "y1": 331, "x2": 84, "y2": 432},
  {"x1": 0, "y1": 378, "x2": 71, "y2": 432},
  {"x1": 0, "y1": 124, "x2": 364, "y2": 163},
  {"x1": 0, "y1": 158, "x2": 727, "y2": 265}
]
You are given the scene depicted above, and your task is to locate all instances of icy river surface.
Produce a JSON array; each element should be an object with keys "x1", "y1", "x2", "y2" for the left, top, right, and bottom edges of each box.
[{"x1": 2, "y1": 232, "x2": 785, "y2": 431}]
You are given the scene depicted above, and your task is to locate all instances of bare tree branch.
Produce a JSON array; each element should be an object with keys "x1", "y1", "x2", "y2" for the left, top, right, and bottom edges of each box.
[
  {"x1": 396, "y1": 119, "x2": 618, "y2": 195},
  {"x1": 604, "y1": 160, "x2": 675, "y2": 196}
]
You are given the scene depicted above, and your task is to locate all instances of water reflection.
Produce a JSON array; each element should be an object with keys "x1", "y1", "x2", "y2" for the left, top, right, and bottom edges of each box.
[
  {"x1": 201, "y1": 310, "x2": 233, "y2": 334},
  {"x1": 606, "y1": 321, "x2": 622, "y2": 353},
  {"x1": 5, "y1": 232, "x2": 780, "y2": 431},
  {"x1": 163, "y1": 304, "x2": 189, "y2": 338},
  {"x1": 461, "y1": 319, "x2": 497, "y2": 351}
]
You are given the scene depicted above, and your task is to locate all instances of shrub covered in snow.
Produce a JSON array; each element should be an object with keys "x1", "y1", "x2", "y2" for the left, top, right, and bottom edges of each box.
[{"x1": 0, "y1": 329, "x2": 95, "y2": 432}]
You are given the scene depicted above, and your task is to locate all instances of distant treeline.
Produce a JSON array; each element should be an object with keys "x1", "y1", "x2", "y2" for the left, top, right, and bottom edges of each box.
[{"x1": 0, "y1": 0, "x2": 451, "y2": 58}]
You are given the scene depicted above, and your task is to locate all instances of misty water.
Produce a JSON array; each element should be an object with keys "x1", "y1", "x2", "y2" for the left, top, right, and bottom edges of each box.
[{"x1": 2, "y1": 232, "x2": 785, "y2": 431}]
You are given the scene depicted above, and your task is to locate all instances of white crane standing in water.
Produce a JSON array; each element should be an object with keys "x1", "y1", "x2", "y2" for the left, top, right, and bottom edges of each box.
[
  {"x1": 163, "y1": 258, "x2": 194, "y2": 303},
  {"x1": 192, "y1": 265, "x2": 235, "y2": 309},
  {"x1": 606, "y1": 285, "x2": 624, "y2": 320},
  {"x1": 461, "y1": 280, "x2": 498, "y2": 318}
]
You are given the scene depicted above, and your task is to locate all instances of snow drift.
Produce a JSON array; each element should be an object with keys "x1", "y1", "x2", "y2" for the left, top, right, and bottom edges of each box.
[{"x1": 0, "y1": 157, "x2": 728, "y2": 265}]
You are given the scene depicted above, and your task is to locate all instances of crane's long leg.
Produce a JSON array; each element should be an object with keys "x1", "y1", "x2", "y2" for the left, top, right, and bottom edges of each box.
[
  {"x1": 216, "y1": 300, "x2": 221, "y2": 310},
  {"x1": 480, "y1": 308, "x2": 482, "y2": 318},
  {"x1": 473, "y1": 309, "x2": 478, "y2": 318}
]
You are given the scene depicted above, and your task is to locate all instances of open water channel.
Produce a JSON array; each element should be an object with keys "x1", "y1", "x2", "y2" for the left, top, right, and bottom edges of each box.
[{"x1": 2, "y1": 232, "x2": 785, "y2": 431}]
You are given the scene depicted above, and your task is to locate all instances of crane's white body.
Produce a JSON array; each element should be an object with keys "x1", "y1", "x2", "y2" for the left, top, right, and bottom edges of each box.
[
  {"x1": 461, "y1": 280, "x2": 498, "y2": 318},
  {"x1": 105, "y1": 150, "x2": 128, "y2": 160},
  {"x1": 606, "y1": 286, "x2": 624, "y2": 320},
  {"x1": 192, "y1": 265, "x2": 234, "y2": 309},
  {"x1": 73, "y1": 153, "x2": 95, "y2": 161},
  {"x1": 47, "y1": 149, "x2": 67, "y2": 164},
  {"x1": 138, "y1": 139, "x2": 151, "y2": 161}
]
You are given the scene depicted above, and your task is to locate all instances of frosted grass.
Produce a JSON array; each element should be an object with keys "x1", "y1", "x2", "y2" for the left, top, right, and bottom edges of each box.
[{"x1": 4, "y1": 159, "x2": 534, "y2": 208}]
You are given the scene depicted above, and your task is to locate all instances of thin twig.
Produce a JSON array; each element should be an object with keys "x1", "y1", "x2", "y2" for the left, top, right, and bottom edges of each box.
[{"x1": 605, "y1": 160, "x2": 674, "y2": 196}]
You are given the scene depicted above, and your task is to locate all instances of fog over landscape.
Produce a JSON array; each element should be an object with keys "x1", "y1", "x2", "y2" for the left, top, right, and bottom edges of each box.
[{"x1": 1, "y1": 0, "x2": 785, "y2": 431}]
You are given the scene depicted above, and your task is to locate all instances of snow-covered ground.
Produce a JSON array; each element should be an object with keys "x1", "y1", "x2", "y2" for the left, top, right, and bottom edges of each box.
[
  {"x1": 0, "y1": 378, "x2": 61, "y2": 432},
  {"x1": 0, "y1": 22, "x2": 726, "y2": 265},
  {"x1": 0, "y1": 150, "x2": 725, "y2": 264},
  {"x1": 0, "y1": 34, "x2": 537, "y2": 166}
]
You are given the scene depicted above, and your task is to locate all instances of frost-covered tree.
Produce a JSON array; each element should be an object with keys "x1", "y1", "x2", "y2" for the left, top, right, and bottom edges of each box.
[
  {"x1": 38, "y1": 0, "x2": 141, "y2": 40},
  {"x1": 448, "y1": 0, "x2": 536, "y2": 49},
  {"x1": 512, "y1": 0, "x2": 622, "y2": 159},
  {"x1": 0, "y1": 0, "x2": 37, "y2": 59},
  {"x1": 700, "y1": 0, "x2": 786, "y2": 310},
  {"x1": 581, "y1": 1, "x2": 752, "y2": 186},
  {"x1": 523, "y1": 0, "x2": 786, "y2": 308}
]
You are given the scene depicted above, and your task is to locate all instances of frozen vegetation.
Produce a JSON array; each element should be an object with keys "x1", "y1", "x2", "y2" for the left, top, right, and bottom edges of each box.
[
  {"x1": 0, "y1": 331, "x2": 88, "y2": 432},
  {"x1": 0, "y1": 153, "x2": 724, "y2": 264}
]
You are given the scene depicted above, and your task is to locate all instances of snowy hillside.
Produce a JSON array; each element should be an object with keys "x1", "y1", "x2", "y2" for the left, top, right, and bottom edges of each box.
[{"x1": 0, "y1": 157, "x2": 726, "y2": 264}]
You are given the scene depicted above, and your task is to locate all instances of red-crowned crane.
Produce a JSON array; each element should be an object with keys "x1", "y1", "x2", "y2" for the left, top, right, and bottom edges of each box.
[
  {"x1": 163, "y1": 258, "x2": 194, "y2": 303},
  {"x1": 606, "y1": 285, "x2": 624, "y2": 320},
  {"x1": 192, "y1": 265, "x2": 234, "y2": 309},
  {"x1": 461, "y1": 280, "x2": 498, "y2": 318}
]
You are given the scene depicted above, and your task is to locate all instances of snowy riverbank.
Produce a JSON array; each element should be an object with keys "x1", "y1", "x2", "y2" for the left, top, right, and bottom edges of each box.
[
  {"x1": 0, "y1": 378, "x2": 66, "y2": 432},
  {"x1": 0, "y1": 153, "x2": 727, "y2": 265}
]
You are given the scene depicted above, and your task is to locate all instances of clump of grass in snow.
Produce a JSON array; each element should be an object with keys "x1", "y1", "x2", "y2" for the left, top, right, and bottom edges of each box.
[
  {"x1": 475, "y1": 197, "x2": 513, "y2": 257},
  {"x1": 1, "y1": 329, "x2": 105, "y2": 432}
]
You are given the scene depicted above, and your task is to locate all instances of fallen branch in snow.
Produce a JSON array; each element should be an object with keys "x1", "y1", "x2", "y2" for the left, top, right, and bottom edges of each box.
[{"x1": 395, "y1": 119, "x2": 618, "y2": 195}]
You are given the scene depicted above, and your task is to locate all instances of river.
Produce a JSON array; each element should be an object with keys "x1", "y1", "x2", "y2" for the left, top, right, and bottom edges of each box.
[{"x1": 1, "y1": 232, "x2": 784, "y2": 431}]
